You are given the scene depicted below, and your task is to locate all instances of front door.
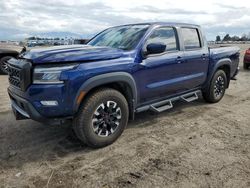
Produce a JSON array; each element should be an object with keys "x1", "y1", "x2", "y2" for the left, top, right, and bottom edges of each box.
[{"x1": 135, "y1": 26, "x2": 186, "y2": 103}]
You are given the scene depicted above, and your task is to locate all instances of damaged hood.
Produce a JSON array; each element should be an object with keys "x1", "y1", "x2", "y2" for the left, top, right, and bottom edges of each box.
[{"x1": 21, "y1": 45, "x2": 125, "y2": 64}]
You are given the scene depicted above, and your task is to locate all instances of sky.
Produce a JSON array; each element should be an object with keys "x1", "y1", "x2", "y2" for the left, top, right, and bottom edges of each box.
[{"x1": 0, "y1": 0, "x2": 250, "y2": 41}]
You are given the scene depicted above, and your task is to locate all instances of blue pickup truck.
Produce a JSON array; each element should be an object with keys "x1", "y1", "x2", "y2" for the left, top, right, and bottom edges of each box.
[{"x1": 7, "y1": 22, "x2": 240, "y2": 148}]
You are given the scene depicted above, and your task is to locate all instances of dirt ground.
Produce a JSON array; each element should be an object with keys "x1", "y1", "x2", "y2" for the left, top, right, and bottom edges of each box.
[{"x1": 0, "y1": 44, "x2": 250, "y2": 188}]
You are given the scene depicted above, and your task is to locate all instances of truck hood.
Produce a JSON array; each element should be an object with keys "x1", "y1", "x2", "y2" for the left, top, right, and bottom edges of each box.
[{"x1": 21, "y1": 45, "x2": 125, "y2": 64}]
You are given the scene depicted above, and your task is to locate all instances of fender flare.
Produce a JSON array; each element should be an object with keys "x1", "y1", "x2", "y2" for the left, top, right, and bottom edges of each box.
[
  {"x1": 0, "y1": 50, "x2": 19, "y2": 59},
  {"x1": 73, "y1": 72, "x2": 138, "y2": 113},
  {"x1": 204, "y1": 58, "x2": 231, "y2": 90}
]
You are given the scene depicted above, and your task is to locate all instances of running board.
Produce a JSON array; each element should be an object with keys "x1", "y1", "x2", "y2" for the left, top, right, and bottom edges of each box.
[
  {"x1": 136, "y1": 90, "x2": 201, "y2": 113},
  {"x1": 181, "y1": 92, "x2": 198, "y2": 102},
  {"x1": 150, "y1": 99, "x2": 173, "y2": 113}
]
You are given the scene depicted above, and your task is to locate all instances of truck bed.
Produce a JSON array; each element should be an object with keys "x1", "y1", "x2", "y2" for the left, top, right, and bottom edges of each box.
[{"x1": 209, "y1": 46, "x2": 240, "y2": 78}]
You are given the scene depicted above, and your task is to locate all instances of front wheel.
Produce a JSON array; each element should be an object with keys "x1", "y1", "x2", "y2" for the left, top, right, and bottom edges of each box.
[
  {"x1": 73, "y1": 88, "x2": 129, "y2": 148},
  {"x1": 202, "y1": 70, "x2": 227, "y2": 103}
]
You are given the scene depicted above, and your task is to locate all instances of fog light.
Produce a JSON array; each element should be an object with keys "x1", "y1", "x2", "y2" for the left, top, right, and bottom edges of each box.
[{"x1": 40, "y1": 101, "x2": 58, "y2": 106}]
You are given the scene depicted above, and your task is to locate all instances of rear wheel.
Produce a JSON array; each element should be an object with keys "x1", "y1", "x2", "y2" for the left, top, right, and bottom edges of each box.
[
  {"x1": 73, "y1": 88, "x2": 129, "y2": 148},
  {"x1": 203, "y1": 70, "x2": 227, "y2": 103},
  {"x1": 0, "y1": 56, "x2": 12, "y2": 74},
  {"x1": 243, "y1": 63, "x2": 249, "y2": 70}
]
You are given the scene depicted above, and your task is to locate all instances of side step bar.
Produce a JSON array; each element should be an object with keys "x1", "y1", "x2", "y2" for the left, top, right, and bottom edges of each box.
[
  {"x1": 150, "y1": 99, "x2": 173, "y2": 113},
  {"x1": 181, "y1": 92, "x2": 199, "y2": 102},
  {"x1": 136, "y1": 90, "x2": 201, "y2": 113}
]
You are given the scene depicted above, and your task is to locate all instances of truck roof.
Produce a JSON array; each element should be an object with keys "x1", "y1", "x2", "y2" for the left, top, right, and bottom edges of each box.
[{"x1": 115, "y1": 22, "x2": 200, "y2": 28}]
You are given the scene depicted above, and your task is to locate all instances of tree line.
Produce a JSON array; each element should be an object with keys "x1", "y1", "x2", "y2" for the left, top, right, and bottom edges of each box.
[{"x1": 216, "y1": 33, "x2": 250, "y2": 42}]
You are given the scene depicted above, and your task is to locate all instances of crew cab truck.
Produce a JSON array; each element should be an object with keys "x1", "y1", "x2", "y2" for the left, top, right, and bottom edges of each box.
[{"x1": 7, "y1": 23, "x2": 240, "y2": 148}]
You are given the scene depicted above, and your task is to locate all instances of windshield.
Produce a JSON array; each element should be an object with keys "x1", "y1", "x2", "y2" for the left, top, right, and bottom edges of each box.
[{"x1": 88, "y1": 25, "x2": 149, "y2": 50}]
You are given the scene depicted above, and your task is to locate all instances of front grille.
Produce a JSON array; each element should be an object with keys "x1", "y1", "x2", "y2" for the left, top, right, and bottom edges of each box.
[
  {"x1": 8, "y1": 65, "x2": 21, "y2": 89},
  {"x1": 7, "y1": 59, "x2": 32, "y2": 91}
]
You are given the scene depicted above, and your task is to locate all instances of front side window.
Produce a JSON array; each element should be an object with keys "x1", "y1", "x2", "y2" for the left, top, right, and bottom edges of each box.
[
  {"x1": 145, "y1": 27, "x2": 178, "y2": 52},
  {"x1": 88, "y1": 25, "x2": 149, "y2": 50},
  {"x1": 181, "y1": 28, "x2": 201, "y2": 50}
]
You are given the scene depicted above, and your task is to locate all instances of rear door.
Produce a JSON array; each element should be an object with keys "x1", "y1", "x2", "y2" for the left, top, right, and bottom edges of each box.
[{"x1": 180, "y1": 27, "x2": 209, "y2": 90}]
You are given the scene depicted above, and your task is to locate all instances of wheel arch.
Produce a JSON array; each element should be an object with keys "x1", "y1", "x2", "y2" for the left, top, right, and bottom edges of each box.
[
  {"x1": 74, "y1": 72, "x2": 137, "y2": 120},
  {"x1": 205, "y1": 58, "x2": 231, "y2": 90},
  {"x1": 0, "y1": 52, "x2": 19, "y2": 59}
]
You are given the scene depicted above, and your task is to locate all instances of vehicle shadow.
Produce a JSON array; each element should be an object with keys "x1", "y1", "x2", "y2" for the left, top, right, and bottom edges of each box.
[
  {"x1": 128, "y1": 97, "x2": 211, "y2": 128},
  {"x1": 0, "y1": 97, "x2": 210, "y2": 170}
]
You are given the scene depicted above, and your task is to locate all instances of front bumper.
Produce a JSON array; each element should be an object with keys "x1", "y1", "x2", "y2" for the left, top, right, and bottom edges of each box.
[
  {"x1": 8, "y1": 89, "x2": 72, "y2": 123},
  {"x1": 6, "y1": 58, "x2": 82, "y2": 122}
]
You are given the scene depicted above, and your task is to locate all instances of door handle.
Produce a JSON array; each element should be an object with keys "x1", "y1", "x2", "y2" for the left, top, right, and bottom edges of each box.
[
  {"x1": 176, "y1": 56, "x2": 184, "y2": 64},
  {"x1": 201, "y1": 54, "x2": 206, "y2": 60}
]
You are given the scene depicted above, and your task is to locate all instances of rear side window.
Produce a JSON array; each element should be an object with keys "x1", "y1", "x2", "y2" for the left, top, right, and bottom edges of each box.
[
  {"x1": 146, "y1": 27, "x2": 178, "y2": 52},
  {"x1": 181, "y1": 28, "x2": 201, "y2": 50}
]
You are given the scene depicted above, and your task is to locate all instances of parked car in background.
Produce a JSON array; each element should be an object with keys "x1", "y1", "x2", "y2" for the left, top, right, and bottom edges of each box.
[
  {"x1": 243, "y1": 48, "x2": 250, "y2": 69},
  {"x1": 7, "y1": 22, "x2": 240, "y2": 148},
  {"x1": 0, "y1": 49, "x2": 19, "y2": 74}
]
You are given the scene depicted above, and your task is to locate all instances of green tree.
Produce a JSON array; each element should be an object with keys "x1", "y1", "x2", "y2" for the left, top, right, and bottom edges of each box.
[
  {"x1": 216, "y1": 35, "x2": 221, "y2": 42},
  {"x1": 240, "y1": 34, "x2": 248, "y2": 41},
  {"x1": 223, "y1": 34, "x2": 231, "y2": 41},
  {"x1": 231, "y1": 36, "x2": 240, "y2": 41}
]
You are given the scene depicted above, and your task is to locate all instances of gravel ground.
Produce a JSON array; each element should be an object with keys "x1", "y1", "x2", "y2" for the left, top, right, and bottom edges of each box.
[
  {"x1": 0, "y1": 44, "x2": 249, "y2": 188},
  {"x1": 0, "y1": 76, "x2": 10, "y2": 112}
]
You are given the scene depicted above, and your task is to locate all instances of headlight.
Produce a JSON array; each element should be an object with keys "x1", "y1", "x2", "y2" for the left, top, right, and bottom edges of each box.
[{"x1": 33, "y1": 64, "x2": 77, "y2": 84}]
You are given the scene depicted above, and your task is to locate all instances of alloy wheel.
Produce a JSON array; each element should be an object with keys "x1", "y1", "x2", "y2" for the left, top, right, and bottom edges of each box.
[
  {"x1": 214, "y1": 75, "x2": 225, "y2": 98},
  {"x1": 92, "y1": 101, "x2": 122, "y2": 137}
]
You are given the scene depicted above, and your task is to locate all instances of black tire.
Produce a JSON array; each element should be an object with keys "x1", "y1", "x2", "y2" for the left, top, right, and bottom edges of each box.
[
  {"x1": 202, "y1": 70, "x2": 227, "y2": 103},
  {"x1": 243, "y1": 63, "x2": 249, "y2": 70},
  {"x1": 0, "y1": 56, "x2": 12, "y2": 74},
  {"x1": 73, "y1": 88, "x2": 129, "y2": 148}
]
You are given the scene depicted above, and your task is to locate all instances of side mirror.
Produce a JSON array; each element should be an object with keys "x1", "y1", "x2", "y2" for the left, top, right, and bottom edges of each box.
[{"x1": 146, "y1": 43, "x2": 166, "y2": 55}]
